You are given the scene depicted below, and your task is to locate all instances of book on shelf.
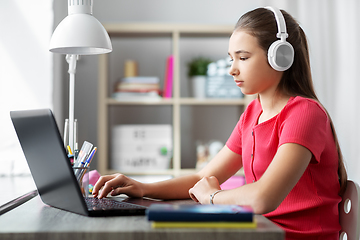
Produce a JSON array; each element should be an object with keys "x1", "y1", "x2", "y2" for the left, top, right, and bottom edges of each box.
[
  {"x1": 116, "y1": 83, "x2": 160, "y2": 92},
  {"x1": 163, "y1": 55, "x2": 174, "y2": 98},
  {"x1": 112, "y1": 91, "x2": 161, "y2": 101},
  {"x1": 113, "y1": 76, "x2": 162, "y2": 100},
  {"x1": 146, "y1": 204, "x2": 254, "y2": 222},
  {"x1": 121, "y1": 76, "x2": 160, "y2": 84},
  {"x1": 115, "y1": 77, "x2": 160, "y2": 91}
]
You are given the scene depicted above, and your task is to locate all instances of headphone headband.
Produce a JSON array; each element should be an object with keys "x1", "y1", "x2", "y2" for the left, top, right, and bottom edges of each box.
[{"x1": 264, "y1": 6, "x2": 288, "y2": 40}]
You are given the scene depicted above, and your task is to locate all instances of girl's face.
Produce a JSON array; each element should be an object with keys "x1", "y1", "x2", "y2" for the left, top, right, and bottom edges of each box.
[{"x1": 228, "y1": 30, "x2": 283, "y2": 96}]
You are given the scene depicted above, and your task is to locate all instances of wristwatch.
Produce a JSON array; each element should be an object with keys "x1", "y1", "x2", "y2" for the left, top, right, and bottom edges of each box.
[{"x1": 210, "y1": 190, "x2": 222, "y2": 204}]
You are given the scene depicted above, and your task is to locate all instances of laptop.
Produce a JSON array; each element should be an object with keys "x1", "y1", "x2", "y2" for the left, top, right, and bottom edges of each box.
[{"x1": 10, "y1": 109, "x2": 147, "y2": 217}]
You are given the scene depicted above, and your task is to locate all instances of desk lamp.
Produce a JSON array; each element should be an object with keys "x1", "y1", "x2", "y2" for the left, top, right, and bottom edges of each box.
[{"x1": 49, "y1": 0, "x2": 112, "y2": 152}]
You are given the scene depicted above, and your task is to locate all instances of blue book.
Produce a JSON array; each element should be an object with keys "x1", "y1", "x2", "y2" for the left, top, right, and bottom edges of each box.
[{"x1": 146, "y1": 204, "x2": 253, "y2": 222}]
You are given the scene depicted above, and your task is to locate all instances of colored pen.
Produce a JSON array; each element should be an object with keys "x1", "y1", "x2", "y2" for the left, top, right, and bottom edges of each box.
[
  {"x1": 74, "y1": 141, "x2": 93, "y2": 177},
  {"x1": 75, "y1": 147, "x2": 97, "y2": 180},
  {"x1": 76, "y1": 147, "x2": 97, "y2": 181},
  {"x1": 84, "y1": 147, "x2": 97, "y2": 168},
  {"x1": 67, "y1": 145, "x2": 73, "y2": 155},
  {"x1": 74, "y1": 153, "x2": 88, "y2": 180},
  {"x1": 74, "y1": 141, "x2": 93, "y2": 168}
]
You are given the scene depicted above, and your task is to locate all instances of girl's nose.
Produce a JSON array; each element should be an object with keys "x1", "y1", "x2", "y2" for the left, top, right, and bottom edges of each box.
[{"x1": 229, "y1": 63, "x2": 239, "y2": 76}]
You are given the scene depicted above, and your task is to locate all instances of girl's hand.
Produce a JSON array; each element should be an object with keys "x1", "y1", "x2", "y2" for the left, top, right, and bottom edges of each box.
[
  {"x1": 188, "y1": 176, "x2": 221, "y2": 204},
  {"x1": 92, "y1": 173, "x2": 144, "y2": 199}
]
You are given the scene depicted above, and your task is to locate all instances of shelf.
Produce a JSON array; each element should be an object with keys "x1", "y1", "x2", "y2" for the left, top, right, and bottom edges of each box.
[
  {"x1": 104, "y1": 23, "x2": 234, "y2": 35},
  {"x1": 106, "y1": 97, "x2": 249, "y2": 106},
  {"x1": 107, "y1": 98, "x2": 174, "y2": 105},
  {"x1": 98, "y1": 23, "x2": 250, "y2": 177},
  {"x1": 178, "y1": 98, "x2": 248, "y2": 105}
]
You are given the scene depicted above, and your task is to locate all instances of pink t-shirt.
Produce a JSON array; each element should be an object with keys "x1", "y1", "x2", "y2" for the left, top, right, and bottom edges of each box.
[{"x1": 226, "y1": 96, "x2": 341, "y2": 240}]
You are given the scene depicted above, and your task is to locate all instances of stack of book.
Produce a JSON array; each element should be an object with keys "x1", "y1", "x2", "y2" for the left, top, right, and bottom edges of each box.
[
  {"x1": 112, "y1": 76, "x2": 162, "y2": 101},
  {"x1": 146, "y1": 204, "x2": 256, "y2": 229}
]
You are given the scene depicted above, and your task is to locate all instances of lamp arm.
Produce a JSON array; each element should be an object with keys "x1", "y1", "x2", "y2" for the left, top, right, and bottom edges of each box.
[{"x1": 66, "y1": 54, "x2": 79, "y2": 152}]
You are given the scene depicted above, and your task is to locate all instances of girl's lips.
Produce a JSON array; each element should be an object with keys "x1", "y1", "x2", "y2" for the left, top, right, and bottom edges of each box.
[{"x1": 234, "y1": 80, "x2": 243, "y2": 87}]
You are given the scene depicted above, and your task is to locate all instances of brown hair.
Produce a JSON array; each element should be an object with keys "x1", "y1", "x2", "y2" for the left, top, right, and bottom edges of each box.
[{"x1": 234, "y1": 7, "x2": 347, "y2": 194}]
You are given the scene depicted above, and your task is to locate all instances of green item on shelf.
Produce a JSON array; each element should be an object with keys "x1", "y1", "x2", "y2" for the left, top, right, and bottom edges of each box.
[
  {"x1": 160, "y1": 146, "x2": 168, "y2": 156},
  {"x1": 187, "y1": 57, "x2": 212, "y2": 77}
]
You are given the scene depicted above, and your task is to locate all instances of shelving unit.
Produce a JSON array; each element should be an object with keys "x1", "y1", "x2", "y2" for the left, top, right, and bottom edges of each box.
[{"x1": 97, "y1": 23, "x2": 254, "y2": 176}]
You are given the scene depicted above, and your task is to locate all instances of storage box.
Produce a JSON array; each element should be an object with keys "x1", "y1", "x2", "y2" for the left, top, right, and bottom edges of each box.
[
  {"x1": 111, "y1": 125, "x2": 172, "y2": 172},
  {"x1": 206, "y1": 76, "x2": 244, "y2": 98}
]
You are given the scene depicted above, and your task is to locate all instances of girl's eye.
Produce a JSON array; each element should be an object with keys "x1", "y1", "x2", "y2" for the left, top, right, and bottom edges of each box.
[{"x1": 240, "y1": 57, "x2": 248, "y2": 61}]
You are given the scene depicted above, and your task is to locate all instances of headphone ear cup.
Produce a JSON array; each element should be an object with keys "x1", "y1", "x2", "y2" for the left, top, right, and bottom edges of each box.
[{"x1": 267, "y1": 40, "x2": 294, "y2": 71}]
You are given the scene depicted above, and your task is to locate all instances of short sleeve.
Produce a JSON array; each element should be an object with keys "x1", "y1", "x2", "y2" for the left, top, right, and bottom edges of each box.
[
  {"x1": 278, "y1": 100, "x2": 329, "y2": 163},
  {"x1": 226, "y1": 114, "x2": 244, "y2": 155}
]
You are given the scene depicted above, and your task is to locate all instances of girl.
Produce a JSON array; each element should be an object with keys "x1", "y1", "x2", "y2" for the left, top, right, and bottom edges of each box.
[{"x1": 93, "y1": 7, "x2": 347, "y2": 240}]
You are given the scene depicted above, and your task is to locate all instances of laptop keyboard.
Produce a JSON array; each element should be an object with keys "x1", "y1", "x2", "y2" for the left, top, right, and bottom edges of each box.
[{"x1": 85, "y1": 197, "x2": 147, "y2": 211}]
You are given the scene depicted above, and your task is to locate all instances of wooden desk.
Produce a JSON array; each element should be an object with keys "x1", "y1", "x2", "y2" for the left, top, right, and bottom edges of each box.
[{"x1": 0, "y1": 176, "x2": 284, "y2": 240}]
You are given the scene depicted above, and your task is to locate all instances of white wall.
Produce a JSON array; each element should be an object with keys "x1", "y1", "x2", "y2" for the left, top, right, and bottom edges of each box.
[{"x1": 0, "y1": 0, "x2": 53, "y2": 175}]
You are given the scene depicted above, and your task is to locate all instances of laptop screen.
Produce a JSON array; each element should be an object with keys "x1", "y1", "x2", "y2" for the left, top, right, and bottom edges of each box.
[{"x1": 11, "y1": 109, "x2": 88, "y2": 215}]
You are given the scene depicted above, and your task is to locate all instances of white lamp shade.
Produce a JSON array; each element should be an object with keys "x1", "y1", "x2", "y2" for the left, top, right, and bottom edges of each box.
[{"x1": 49, "y1": 13, "x2": 112, "y2": 55}]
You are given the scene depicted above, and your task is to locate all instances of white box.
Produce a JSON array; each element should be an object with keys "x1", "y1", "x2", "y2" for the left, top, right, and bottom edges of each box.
[{"x1": 111, "y1": 125, "x2": 172, "y2": 172}]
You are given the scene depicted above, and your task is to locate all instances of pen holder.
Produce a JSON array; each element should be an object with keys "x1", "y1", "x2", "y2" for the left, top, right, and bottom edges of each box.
[{"x1": 73, "y1": 166, "x2": 90, "y2": 197}]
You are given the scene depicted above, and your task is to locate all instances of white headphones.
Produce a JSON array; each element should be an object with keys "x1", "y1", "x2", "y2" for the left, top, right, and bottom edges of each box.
[{"x1": 265, "y1": 6, "x2": 294, "y2": 71}]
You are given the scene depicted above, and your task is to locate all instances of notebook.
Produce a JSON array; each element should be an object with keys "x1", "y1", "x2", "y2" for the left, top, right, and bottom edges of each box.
[
  {"x1": 146, "y1": 204, "x2": 253, "y2": 222},
  {"x1": 10, "y1": 109, "x2": 147, "y2": 217}
]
